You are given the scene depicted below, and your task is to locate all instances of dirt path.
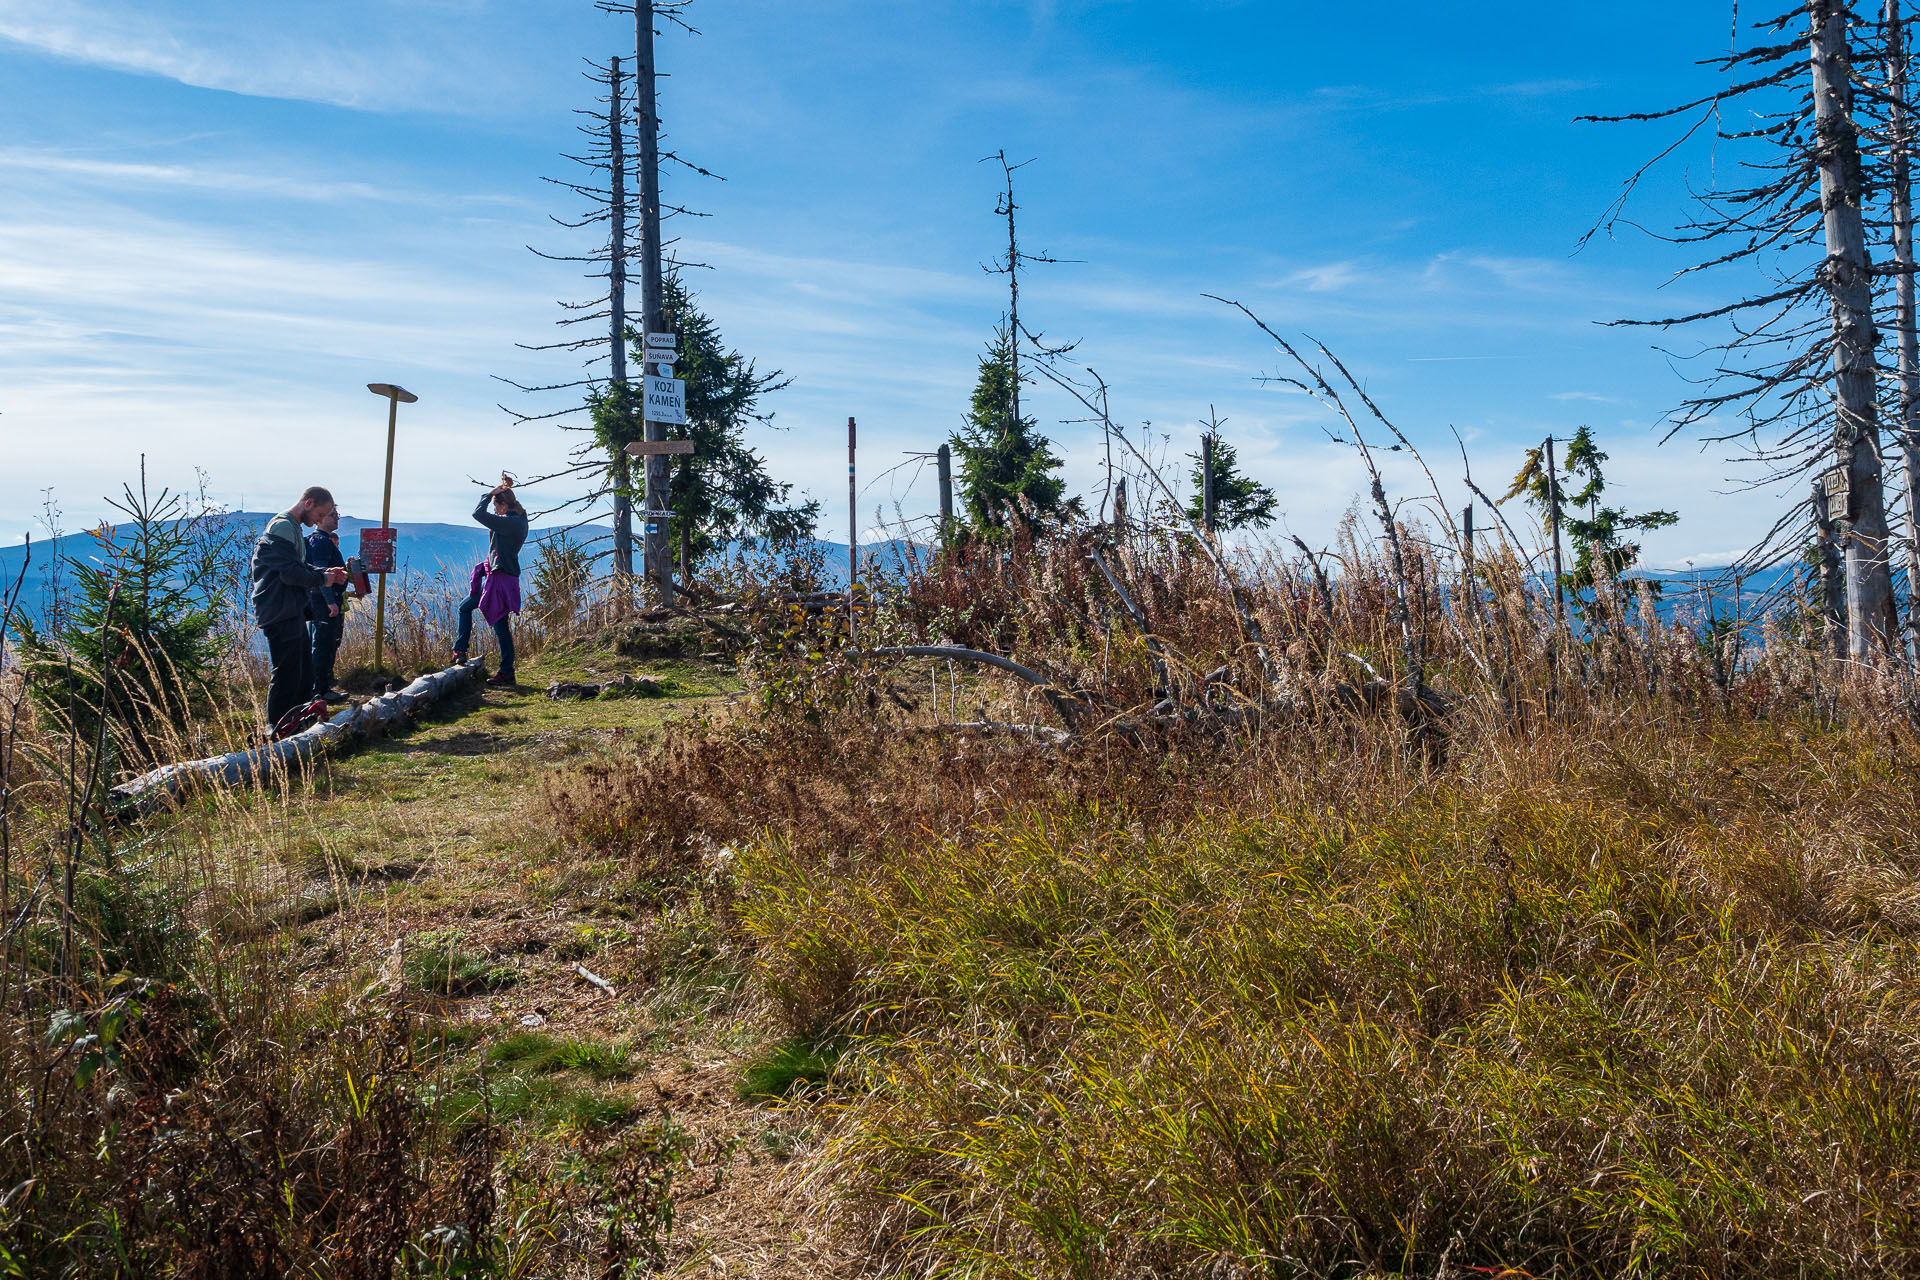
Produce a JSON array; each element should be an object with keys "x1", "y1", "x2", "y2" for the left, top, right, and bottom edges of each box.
[{"x1": 226, "y1": 644, "x2": 864, "y2": 1277}]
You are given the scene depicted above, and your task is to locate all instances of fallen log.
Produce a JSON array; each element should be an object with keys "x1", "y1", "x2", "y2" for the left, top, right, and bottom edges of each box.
[
  {"x1": 546, "y1": 675, "x2": 667, "y2": 701},
  {"x1": 900, "y1": 721, "x2": 1074, "y2": 745},
  {"x1": 108, "y1": 659, "x2": 487, "y2": 815},
  {"x1": 860, "y1": 645, "x2": 1096, "y2": 731}
]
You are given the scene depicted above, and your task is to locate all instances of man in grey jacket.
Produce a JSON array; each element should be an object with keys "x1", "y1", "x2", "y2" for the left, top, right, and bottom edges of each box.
[{"x1": 252, "y1": 486, "x2": 349, "y2": 729}]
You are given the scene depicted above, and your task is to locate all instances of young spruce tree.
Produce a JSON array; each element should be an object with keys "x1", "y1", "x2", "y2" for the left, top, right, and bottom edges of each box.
[
  {"x1": 1505, "y1": 426, "x2": 1677, "y2": 610},
  {"x1": 951, "y1": 326, "x2": 1078, "y2": 537},
  {"x1": 17, "y1": 470, "x2": 230, "y2": 763},
  {"x1": 1185, "y1": 431, "x2": 1277, "y2": 532}
]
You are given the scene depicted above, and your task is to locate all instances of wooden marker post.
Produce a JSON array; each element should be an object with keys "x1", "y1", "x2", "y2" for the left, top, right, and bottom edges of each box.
[
  {"x1": 365, "y1": 383, "x2": 417, "y2": 673},
  {"x1": 847, "y1": 416, "x2": 858, "y2": 642},
  {"x1": 1201, "y1": 433, "x2": 1217, "y2": 536},
  {"x1": 1543, "y1": 435, "x2": 1566, "y2": 624},
  {"x1": 936, "y1": 442, "x2": 953, "y2": 536}
]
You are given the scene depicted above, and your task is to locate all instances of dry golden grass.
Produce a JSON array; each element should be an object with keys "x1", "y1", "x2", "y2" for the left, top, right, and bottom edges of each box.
[
  {"x1": 528, "y1": 531, "x2": 1920, "y2": 1278},
  {"x1": 10, "y1": 509, "x2": 1920, "y2": 1277}
]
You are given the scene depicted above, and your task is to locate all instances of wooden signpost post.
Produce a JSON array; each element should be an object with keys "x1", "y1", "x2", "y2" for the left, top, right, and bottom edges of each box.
[{"x1": 365, "y1": 382, "x2": 417, "y2": 673}]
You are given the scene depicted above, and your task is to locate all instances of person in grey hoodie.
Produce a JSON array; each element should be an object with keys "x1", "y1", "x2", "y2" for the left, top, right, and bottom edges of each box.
[
  {"x1": 252, "y1": 487, "x2": 348, "y2": 728},
  {"x1": 453, "y1": 476, "x2": 529, "y2": 686}
]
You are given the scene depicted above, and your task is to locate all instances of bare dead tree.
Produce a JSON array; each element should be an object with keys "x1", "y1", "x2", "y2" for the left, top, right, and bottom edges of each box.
[
  {"x1": 495, "y1": 56, "x2": 639, "y2": 555},
  {"x1": 1885, "y1": 0, "x2": 1920, "y2": 649},
  {"x1": 981, "y1": 151, "x2": 1080, "y2": 432},
  {"x1": 1584, "y1": 1, "x2": 1918, "y2": 659},
  {"x1": 498, "y1": 1, "x2": 716, "y2": 580}
]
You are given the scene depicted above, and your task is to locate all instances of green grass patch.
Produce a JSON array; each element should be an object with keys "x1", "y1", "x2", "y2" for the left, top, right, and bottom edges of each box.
[
  {"x1": 739, "y1": 1037, "x2": 840, "y2": 1100},
  {"x1": 487, "y1": 1031, "x2": 637, "y2": 1081},
  {"x1": 442, "y1": 1073, "x2": 640, "y2": 1134},
  {"x1": 402, "y1": 930, "x2": 519, "y2": 996}
]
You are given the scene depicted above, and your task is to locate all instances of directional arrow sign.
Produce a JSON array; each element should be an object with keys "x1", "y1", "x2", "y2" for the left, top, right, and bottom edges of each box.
[
  {"x1": 644, "y1": 374, "x2": 687, "y2": 425},
  {"x1": 625, "y1": 439, "x2": 694, "y2": 456},
  {"x1": 644, "y1": 331, "x2": 677, "y2": 350}
]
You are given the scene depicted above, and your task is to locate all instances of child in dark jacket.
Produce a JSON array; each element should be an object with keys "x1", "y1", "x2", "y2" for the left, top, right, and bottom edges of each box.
[
  {"x1": 306, "y1": 508, "x2": 348, "y2": 703},
  {"x1": 454, "y1": 476, "x2": 529, "y2": 686}
]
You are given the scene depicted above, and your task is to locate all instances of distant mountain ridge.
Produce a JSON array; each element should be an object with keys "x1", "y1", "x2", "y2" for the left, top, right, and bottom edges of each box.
[
  {"x1": 0, "y1": 510, "x2": 1796, "y2": 636},
  {"x1": 0, "y1": 513, "x2": 919, "y2": 628}
]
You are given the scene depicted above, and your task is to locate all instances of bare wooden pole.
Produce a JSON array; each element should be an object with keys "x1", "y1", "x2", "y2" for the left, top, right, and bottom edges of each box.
[
  {"x1": 1812, "y1": 0, "x2": 1895, "y2": 657},
  {"x1": 848, "y1": 416, "x2": 858, "y2": 641},
  {"x1": 1201, "y1": 432, "x2": 1217, "y2": 536},
  {"x1": 936, "y1": 442, "x2": 953, "y2": 536},
  {"x1": 633, "y1": 0, "x2": 672, "y2": 601},
  {"x1": 374, "y1": 392, "x2": 398, "y2": 673},
  {"x1": 1544, "y1": 435, "x2": 1566, "y2": 624},
  {"x1": 608, "y1": 55, "x2": 634, "y2": 580}
]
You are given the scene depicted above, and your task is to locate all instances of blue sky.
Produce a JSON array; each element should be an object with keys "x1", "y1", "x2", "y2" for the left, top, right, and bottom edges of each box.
[{"x1": 0, "y1": 0, "x2": 1789, "y2": 566}]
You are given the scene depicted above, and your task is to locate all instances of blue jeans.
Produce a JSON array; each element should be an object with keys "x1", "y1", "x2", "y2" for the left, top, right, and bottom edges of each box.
[{"x1": 456, "y1": 593, "x2": 514, "y2": 677}]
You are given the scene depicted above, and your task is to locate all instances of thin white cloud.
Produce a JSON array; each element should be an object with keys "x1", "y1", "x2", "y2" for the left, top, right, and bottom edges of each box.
[
  {"x1": 0, "y1": 148, "x2": 537, "y2": 212},
  {"x1": 1551, "y1": 390, "x2": 1621, "y2": 403},
  {"x1": 1287, "y1": 261, "x2": 1367, "y2": 293},
  {"x1": 0, "y1": 149, "x2": 389, "y2": 202},
  {"x1": 0, "y1": 0, "x2": 525, "y2": 111}
]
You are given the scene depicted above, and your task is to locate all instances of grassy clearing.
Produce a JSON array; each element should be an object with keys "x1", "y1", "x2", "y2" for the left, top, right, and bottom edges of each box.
[{"x1": 712, "y1": 713, "x2": 1920, "y2": 1277}]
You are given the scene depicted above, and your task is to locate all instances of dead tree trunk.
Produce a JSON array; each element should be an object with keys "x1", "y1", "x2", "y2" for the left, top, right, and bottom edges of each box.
[
  {"x1": 111, "y1": 661, "x2": 487, "y2": 815},
  {"x1": 1815, "y1": 476, "x2": 1847, "y2": 651},
  {"x1": 1887, "y1": 0, "x2": 1920, "y2": 653},
  {"x1": 633, "y1": 0, "x2": 672, "y2": 601},
  {"x1": 1812, "y1": 0, "x2": 1895, "y2": 658},
  {"x1": 1200, "y1": 432, "x2": 1217, "y2": 536},
  {"x1": 608, "y1": 55, "x2": 634, "y2": 578}
]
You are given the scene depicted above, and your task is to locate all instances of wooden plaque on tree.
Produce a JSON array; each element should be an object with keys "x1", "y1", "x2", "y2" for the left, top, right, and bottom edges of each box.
[{"x1": 1822, "y1": 468, "x2": 1850, "y2": 524}]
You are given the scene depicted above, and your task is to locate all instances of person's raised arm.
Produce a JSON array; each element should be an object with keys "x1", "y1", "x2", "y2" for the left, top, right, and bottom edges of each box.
[{"x1": 472, "y1": 490, "x2": 509, "y2": 532}]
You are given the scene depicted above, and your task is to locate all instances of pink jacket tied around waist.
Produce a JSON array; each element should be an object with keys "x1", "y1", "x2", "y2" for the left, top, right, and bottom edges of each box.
[{"x1": 471, "y1": 563, "x2": 522, "y2": 626}]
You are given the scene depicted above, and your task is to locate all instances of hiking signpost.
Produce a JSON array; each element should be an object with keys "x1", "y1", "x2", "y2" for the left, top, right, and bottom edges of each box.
[
  {"x1": 643, "y1": 372, "x2": 686, "y2": 425},
  {"x1": 636, "y1": 329, "x2": 685, "y2": 551},
  {"x1": 366, "y1": 382, "x2": 418, "y2": 673}
]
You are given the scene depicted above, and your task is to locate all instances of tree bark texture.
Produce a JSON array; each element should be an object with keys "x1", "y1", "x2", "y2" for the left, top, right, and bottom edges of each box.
[{"x1": 1811, "y1": 0, "x2": 1896, "y2": 657}]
